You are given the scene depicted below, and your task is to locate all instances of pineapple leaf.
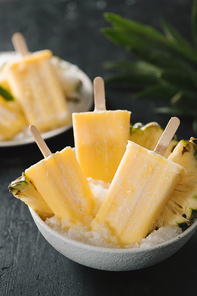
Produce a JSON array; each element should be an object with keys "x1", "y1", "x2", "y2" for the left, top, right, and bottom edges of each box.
[
  {"x1": 104, "y1": 72, "x2": 158, "y2": 87},
  {"x1": 154, "y1": 106, "x2": 197, "y2": 117},
  {"x1": 153, "y1": 106, "x2": 183, "y2": 115},
  {"x1": 171, "y1": 91, "x2": 197, "y2": 109},
  {"x1": 192, "y1": 0, "x2": 197, "y2": 47},
  {"x1": 134, "y1": 83, "x2": 178, "y2": 99},
  {"x1": 103, "y1": 28, "x2": 192, "y2": 70},
  {"x1": 102, "y1": 8, "x2": 197, "y2": 133},
  {"x1": 193, "y1": 117, "x2": 197, "y2": 133},
  {"x1": 103, "y1": 60, "x2": 162, "y2": 88},
  {"x1": 103, "y1": 13, "x2": 197, "y2": 66},
  {"x1": 160, "y1": 18, "x2": 192, "y2": 48},
  {"x1": 103, "y1": 60, "x2": 160, "y2": 74},
  {"x1": 0, "y1": 86, "x2": 14, "y2": 101},
  {"x1": 161, "y1": 70, "x2": 197, "y2": 91},
  {"x1": 104, "y1": 12, "x2": 165, "y2": 43},
  {"x1": 189, "y1": 68, "x2": 197, "y2": 89}
]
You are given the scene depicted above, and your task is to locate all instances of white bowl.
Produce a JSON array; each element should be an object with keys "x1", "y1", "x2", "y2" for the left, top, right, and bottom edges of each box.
[{"x1": 29, "y1": 208, "x2": 197, "y2": 271}]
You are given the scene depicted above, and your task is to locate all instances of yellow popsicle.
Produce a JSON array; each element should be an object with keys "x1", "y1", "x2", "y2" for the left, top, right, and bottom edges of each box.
[
  {"x1": 72, "y1": 77, "x2": 131, "y2": 183},
  {"x1": 3, "y1": 49, "x2": 70, "y2": 132},
  {"x1": 26, "y1": 126, "x2": 95, "y2": 224},
  {"x1": 91, "y1": 118, "x2": 185, "y2": 246}
]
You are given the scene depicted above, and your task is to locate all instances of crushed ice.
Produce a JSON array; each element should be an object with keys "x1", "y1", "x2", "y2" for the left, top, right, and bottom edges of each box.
[{"x1": 45, "y1": 178, "x2": 182, "y2": 249}]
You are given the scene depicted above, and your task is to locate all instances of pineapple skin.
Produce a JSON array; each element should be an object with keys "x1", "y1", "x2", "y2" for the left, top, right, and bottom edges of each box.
[
  {"x1": 8, "y1": 173, "x2": 54, "y2": 220},
  {"x1": 155, "y1": 139, "x2": 197, "y2": 230},
  {"x1": 130, "y1": 122, "x2": 178, "y2": 158}
]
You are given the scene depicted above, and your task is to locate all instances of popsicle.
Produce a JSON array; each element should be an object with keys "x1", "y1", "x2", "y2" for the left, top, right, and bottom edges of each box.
[
  {"x1": 91, "y1": 117, "x2": 185, "y2": 246},
  {"x1": 26, "y1": 125, "x2": 95, "y2": 224},
  {"x1": 72, "y1": 77, "x2": 131, "y2": 183},
  {"x1": 3, "y1": 33, "x2": 70, "y2": 132}
]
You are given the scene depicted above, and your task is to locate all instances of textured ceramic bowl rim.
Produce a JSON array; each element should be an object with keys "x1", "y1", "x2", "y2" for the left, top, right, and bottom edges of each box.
[{"x1": 29, "y1": 207, "x2": 197, "y2": 254}]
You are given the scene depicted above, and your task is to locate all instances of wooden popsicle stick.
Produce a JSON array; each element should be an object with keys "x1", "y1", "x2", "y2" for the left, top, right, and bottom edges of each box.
[
  {"x1": 29, "y1": 125, "x2": 52, "y2": 158},
  {"x1": 154, "y1": 117, "x2": 180, "y2": 156},
  {"x1": 93, "y1": 77, "x2": 106, "y2": 111},
  {"x1": 12, "y1": 32, "x2": 29, "y2": 56}
]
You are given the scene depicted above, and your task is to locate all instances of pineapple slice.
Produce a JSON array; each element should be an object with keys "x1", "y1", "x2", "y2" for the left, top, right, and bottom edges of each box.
[
  {"x1": 130, "y1": 122, "x2": 178, "y2": 158},
  {"x1": 155, "y1": 138, "x2": 197, "y2": 230},
  {"x1": 8, "y1": 173, "x2": 54, "y2": 220}
]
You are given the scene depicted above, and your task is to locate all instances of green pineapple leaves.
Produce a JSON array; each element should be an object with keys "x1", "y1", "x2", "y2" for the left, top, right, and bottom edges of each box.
[
  {"x1": 102, "y1": 2, "x2": 197, "y2": 133},
  {"x1": 192, "y1": 0, "x2": 197, "y2": 47}
]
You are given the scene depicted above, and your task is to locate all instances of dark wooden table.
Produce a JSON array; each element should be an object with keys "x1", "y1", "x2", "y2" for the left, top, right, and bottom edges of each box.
[{"x1": 0, "y1": 1, "x2": 196, "y2": 295}]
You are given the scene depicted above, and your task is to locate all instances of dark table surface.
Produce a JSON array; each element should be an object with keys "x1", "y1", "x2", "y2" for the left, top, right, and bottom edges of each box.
[{"x1": 0, "y1": 0, "x2": 197, "y2": 295}]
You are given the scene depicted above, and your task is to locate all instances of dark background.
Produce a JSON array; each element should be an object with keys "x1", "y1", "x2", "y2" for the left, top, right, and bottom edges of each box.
[{"x1": 0, "y1": 0, "x2": 196, "y2": 295}]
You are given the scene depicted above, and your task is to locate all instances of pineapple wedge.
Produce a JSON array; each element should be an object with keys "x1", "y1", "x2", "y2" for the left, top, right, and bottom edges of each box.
[
  {"x1": 130, "y1": 122, "x2": 178, "y2": 158},
  {"x1": 155, "y1": 138, "x2": 197, "y2": 230},
  {"x1": 8, "y1": 173, "x2": 54, "y2": 220}
]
